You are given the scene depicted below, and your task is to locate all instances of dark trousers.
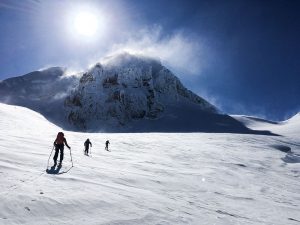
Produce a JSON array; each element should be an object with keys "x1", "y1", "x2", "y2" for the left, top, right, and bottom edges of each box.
[
  {"x1": 53, "y1": 144, "x2": 64, "y2": 163},
  {"x1": 85, "y1": 146, "x2": 89, "y2": 154}
]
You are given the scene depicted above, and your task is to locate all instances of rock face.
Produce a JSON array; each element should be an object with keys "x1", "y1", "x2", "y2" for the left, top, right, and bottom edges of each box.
[
  {"x1": 64, "y1": 53, "x2": 219, "y2": 131},
  {"x1": 0, "y1": 53, "x2": 261, "y2": 133}
]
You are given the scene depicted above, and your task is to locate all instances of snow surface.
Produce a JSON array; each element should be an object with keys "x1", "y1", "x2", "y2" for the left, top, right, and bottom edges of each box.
[
  {"x1": 233, "y1": 114, "x2": 300, "y2": 139},
  {"x1": 0, "y1": 103, "x2": 300, "y2": 225}
]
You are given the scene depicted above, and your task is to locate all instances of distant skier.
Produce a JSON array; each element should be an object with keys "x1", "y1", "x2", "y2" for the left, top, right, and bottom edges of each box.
[
  {"x1": 84, "y1": 138, "x2": 92, "y2": 155},
  {"x1": 105, "y1": 140, "x2": 110, "y2": 151},
  {"x1": 53, "y1": 132, "x2": 71, "y2": 165}
]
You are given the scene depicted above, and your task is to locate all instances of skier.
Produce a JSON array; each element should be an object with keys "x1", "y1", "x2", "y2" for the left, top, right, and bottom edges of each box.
[
  {"x1": 53, "y1": 132, "x2": 71, "y2": 165},
  {"x1": 105, "y1": 140, "x2": 110, "y2": 151},
  {"x1": 84, "y1": 138, "x2": 92, "y2": 155}
]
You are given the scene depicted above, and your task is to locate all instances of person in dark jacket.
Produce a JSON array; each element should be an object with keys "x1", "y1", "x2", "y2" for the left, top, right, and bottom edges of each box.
[
  {"x1": 53, "y1": 132, "x2": 71, "y2": 165},
  {"x1": 84, "y1": 138, "x2": 92, "y2": 155},
  {"x1": 105, "y1": 140, "x2": 110, "y2": 151}
]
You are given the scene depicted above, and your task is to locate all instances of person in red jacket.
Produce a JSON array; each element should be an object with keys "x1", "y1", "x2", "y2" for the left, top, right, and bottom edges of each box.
[{"x1": 53, "y1": 132, "x2": 71, "y2": 165}]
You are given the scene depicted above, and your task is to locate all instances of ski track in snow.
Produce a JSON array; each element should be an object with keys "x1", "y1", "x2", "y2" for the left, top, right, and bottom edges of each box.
[{"x1": 0, "y1": 103, "x2": 300, "y2": 225}]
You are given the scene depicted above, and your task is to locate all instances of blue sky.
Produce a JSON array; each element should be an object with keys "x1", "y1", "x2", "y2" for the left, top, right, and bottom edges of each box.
[{"x1": 0, "y1": 0, "x2": 299, "y2": 121}]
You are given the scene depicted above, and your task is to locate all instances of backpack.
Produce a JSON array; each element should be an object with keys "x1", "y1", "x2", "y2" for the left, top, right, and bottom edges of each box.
[{"x1": 56, "y1": 132, "x2": 64, "y2": 145}]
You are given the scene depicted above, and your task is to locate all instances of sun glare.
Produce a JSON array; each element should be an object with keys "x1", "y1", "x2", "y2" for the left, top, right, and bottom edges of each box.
[
  {"x1": 66, "y1": 6, "x2": 107, "y2": 42},
  {"x1": 73, "y1": 12, "x2": 98, "y2": 37}
]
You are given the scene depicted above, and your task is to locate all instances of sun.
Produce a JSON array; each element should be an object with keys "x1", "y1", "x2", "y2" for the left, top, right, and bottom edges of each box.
[
  {"x1": 66, "y1": 6, "x2": 107, "y2": 41},
  {"x1": 65, "y1": 4, "x2": 110, "y2": 43},
  {"x1": 72, "y1": 12, "x2": 99, "y2": 37}
]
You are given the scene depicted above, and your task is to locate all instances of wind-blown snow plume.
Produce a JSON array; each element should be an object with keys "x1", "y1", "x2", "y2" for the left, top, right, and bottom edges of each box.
[{"x1": 108, "y1": 26, "x2": 206, "y2": 75}]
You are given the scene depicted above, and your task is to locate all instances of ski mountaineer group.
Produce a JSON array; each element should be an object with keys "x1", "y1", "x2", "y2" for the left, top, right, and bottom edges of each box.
[{"x1": 52, "y1": 132, "x2": 110, "y2": 165}]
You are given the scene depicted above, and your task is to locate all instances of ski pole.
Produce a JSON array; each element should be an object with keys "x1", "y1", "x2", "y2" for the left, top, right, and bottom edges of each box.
[
  {"x1": 47, "y1": 146, "x2": 55, "y2": 169},
  {"x1": 69, "y1": 147, "x2": 74, "y2": 167}
]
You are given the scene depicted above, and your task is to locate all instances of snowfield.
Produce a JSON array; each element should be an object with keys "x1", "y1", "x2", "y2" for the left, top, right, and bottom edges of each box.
[{"x1": 0, "y1": 103, "x2": 299, "y2": 225}]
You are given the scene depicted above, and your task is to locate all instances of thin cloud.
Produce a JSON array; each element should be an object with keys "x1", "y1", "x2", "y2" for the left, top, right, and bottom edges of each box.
[
  {"x1": 0, "y1": 1, "x2": 38, "y2": 14},
  {"x1": 107, "y1": 26, "x2": 207, "y2": 75}
]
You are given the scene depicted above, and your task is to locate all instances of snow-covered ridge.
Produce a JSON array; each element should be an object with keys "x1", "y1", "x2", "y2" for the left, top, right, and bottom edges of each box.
[
  {"x1": 233, "y1": 113, "x2": 300, "y2": 138},
  {"x1": 282, "y1": 112, "x2": 300, "y2": 124},
  {"x1": 0, "y1": 103, "x2": 60, "y2": 132},
  {"x1": 0, "y1": 53, "x2": 267, "y2": 133},
  {"x1": 0, "y1": 66, "x2": 80, "y2": 128}
]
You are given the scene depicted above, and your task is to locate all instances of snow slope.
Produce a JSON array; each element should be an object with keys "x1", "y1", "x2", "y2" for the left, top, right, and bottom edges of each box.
[
  {"x1": 233, "y1": 114, "x2": 300, "y2": 139},
  {"x1": 0, "y1": 103, "x2": 300, "y2": 225}
]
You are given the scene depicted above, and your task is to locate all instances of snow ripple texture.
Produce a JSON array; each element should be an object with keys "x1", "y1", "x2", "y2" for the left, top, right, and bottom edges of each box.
[{"x1": 0, "y1": 103, "x2": 299, "y2": 225}]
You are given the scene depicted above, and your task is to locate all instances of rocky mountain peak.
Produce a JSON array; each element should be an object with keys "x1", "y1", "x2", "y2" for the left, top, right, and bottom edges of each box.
[{"x1": 64, "y1": 53, "x2": 218, "y2": 131}]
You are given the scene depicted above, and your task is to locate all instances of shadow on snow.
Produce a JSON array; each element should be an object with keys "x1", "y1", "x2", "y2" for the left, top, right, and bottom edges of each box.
[{"x1": 46, "y1": 165, "x2": 73, "y2": 175}]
